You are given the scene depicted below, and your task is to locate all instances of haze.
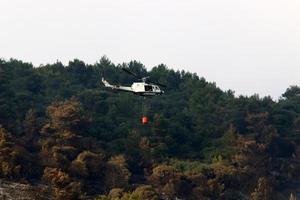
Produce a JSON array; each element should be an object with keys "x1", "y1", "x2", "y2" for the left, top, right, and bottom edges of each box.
[{"x1": 0, "y1": 0, "x2": 299, "y2": 99}]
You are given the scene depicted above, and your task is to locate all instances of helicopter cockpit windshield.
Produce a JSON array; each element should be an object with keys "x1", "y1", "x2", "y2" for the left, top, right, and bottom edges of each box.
[{"x1": 145, "y1": 85, "x2": 153, "y2": 91}]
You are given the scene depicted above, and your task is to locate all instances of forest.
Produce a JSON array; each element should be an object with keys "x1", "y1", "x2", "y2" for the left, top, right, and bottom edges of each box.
[{"x1": 0, "y1": 57, "x2": 299, "y2": 200}]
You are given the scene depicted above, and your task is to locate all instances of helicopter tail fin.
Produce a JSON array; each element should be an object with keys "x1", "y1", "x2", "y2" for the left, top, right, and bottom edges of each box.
[{"x1": 102, "y1": 78, "x2": 113, "y2": 88}]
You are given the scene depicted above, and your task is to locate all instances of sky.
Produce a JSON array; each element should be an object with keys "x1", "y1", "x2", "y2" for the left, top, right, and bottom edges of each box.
[{"x1": 0, "y1": 0, "x2": 299, "y2": 99}]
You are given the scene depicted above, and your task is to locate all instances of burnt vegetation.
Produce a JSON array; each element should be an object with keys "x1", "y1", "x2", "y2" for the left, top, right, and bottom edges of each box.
[{"x1": 0, "y1": 57, "x2": 299, "y2": 199}]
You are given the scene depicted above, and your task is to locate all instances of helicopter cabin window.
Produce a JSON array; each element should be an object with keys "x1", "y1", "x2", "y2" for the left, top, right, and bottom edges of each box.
[{"x1": 145, "y1": 85, "x2": 153, "y2": 91}]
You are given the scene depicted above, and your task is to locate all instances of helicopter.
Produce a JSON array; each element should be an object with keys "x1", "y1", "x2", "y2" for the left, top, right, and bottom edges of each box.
[{"x1": 102, "y1": 67, "x2": 165, "y2": 96}]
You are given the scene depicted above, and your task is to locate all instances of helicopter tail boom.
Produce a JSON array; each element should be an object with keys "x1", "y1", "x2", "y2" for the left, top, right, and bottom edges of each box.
[
  {"x1": 102, "y1": 78, "x2": 133, "y2": 93},
  {"x1": 102, "y1": 78, "x2": 113, "y2": 88}
]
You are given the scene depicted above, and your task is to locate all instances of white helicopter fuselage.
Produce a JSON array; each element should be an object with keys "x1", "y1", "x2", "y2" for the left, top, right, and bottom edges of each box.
[
  {"x1": 102, "y1": 78, "x2": 164, "y2": 96},
  {"x1": 132, "y1": 82, "x2": 163, "y2": 96}
]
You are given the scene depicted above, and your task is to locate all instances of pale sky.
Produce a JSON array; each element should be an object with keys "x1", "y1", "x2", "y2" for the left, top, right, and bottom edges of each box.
[{"x1": 0, "y1": 0, "x2": 299, "y2": 99}]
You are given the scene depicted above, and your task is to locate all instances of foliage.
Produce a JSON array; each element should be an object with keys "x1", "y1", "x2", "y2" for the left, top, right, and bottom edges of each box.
[
  {"x1": 250, "y1": 177, "x2": 273, "y2": 200},
  {"x1": 0, "y1": 58, "x2": 299, "y2": 199}
]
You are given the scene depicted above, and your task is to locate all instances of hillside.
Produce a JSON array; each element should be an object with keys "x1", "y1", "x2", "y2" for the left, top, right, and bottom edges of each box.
[{"x1": 0, "y1": 57, "x2": 299, "y2": 199}]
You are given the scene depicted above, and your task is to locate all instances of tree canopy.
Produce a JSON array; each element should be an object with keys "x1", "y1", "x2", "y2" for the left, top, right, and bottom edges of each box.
[{"x1": 0, "y1": 58, "x2": 299, "y2": 199}]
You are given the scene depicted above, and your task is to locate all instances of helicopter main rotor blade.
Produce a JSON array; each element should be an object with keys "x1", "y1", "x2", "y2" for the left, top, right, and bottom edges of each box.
[
  {"x1": 122, "y1": 67, "x2": 166, "y2": 87},
  {"x1": 122, "y1": 68, "x2": 139, "y2": 78},
  {"x1": 149, "y1": 80, "x2": 167, "y2": 88},
  {"x1": 139, "y1": 76, "x2": 150, "y2": 82}
]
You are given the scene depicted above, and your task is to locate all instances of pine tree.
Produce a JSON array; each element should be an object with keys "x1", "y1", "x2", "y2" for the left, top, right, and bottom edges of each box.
[{"x1": 250, "y1": 177, "x2": 273, "y2": 200}]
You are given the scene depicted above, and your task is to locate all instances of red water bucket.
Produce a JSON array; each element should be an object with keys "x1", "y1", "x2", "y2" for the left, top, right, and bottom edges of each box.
[{"x1": 142, "y1": 116, "x2": 148, "y2": 125}]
